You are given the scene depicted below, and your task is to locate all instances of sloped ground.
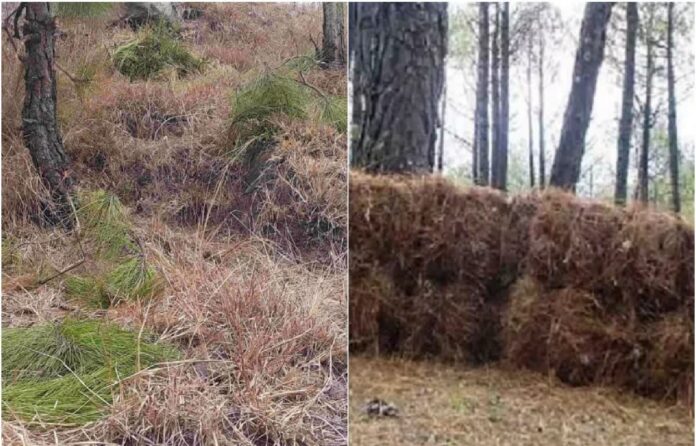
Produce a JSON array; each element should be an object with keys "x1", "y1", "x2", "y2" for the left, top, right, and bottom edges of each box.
[
  {"x1": 2, "y1": 3, "x2": 346, "y2": 445},
  {"x1": 350, "y1": 356, "x2": 693, "y2": 446}
]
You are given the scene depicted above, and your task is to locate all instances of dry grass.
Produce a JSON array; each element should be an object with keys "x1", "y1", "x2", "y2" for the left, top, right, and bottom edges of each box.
[
  {"x1": 350, "y1": 356, "x2": 694, "y2": 446},
  {"x1": 2, "y1": 3, "x2": 346, "y2": 444}
]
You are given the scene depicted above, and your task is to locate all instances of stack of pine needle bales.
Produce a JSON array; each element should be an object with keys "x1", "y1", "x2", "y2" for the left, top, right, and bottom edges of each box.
[{"x1": 349, "y1": 172, "x2": 693, "y2": 404}]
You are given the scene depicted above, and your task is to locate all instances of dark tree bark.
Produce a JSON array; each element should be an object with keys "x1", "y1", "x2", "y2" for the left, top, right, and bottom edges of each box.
[
  {"x1": 490, "y1": 4, "x2": 501, "y2": 189},
  {"x1": 499, "y1": 3, "x2": 509, "y2": 191},
  {"x1": 527, "y1": 37, "x2": 535, "y2": 188},
  {"x1": 21, "y1": 3, "x2": 75, "y2": 223},
  {"x1": 550, "y1": 3, "x2": 614, "y2": 190},
  {"x1": 667, "y1": 2, "x2": 680, "y2": 213},
  {"x1": 475, "y1": 2, "x2": 490, "y2": 185},
  {"x1": 322, "y1": 2, "x2": 346, "y2": 68},
  {"x1": 538, "y1": 31, "x2": 546, "y2": 189},
  {"x1": 350, "y1": 3, "x2": 448, "y2": 174},
  {"x1": 637, "y1": 29, "x2": 654, "y2": 205},
  {"x1": 614, "y1": 2, "x2": 638, "y2": 206}
]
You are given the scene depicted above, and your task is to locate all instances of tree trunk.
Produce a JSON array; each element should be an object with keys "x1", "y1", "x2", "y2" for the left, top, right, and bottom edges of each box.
[
  {"x1": 322, "y1": 2, "x2": 346, "y2": 68},
  {"x1": 125, "y1": 2, "x2": 179, "y2": 29},
  {"x1": 499, "y1": 3, "x2": 509, "y2": 191},
  {"x1": 637, "y1": 32, "x2": 653, "y2": 205},
  {"x1": 350, "y1": 3, "x2": 447, "y2": 174},
  {"x1": 614, "y1": 2, "x2": 638, "y2": 206},
  {"x1": 490, "y1": 4, "x2": 501, "y2": 189},
  {"x1": 475, "y1": 2, "x2": 489, "y2": 185},
  {"x1": 549, "y1": 3, "x2": 613, "y2": 190},
  {"x1": 22, "y1": 3, "x2": 75, "y2": 224},
  {"x1": 438, "y1": 80, "x2": 446, "y2": 173},
  {"x1": 537, "y1": 31, "x2": 546, "y2": 189},
  {"x1": 527, "y1": 38, "x2": 535, "y2": 188},
  {"x1": 667, "y1": 3, "x2": 680, "y2": 213}
]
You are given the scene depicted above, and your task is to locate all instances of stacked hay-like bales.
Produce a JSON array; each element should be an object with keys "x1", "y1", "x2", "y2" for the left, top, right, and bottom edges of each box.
[{"x1": 349, "y1": 172, "x2": 694, "y2": 404}]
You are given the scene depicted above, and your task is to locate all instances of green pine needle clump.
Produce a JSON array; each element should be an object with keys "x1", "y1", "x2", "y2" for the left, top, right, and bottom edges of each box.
[
  {"x1": 315, "y1": 96, "x2": 347, "y2": 133},
  {"x1": 105, "y1": 257, "x2": 160, "y2": 300},
  {"x1": 78, "y1": 189, "x2": 134, "y2": 259},
  {"x1": 227, "y1": 72, "x2": 347, "y2": 153},
  {"x1": 67, "y1": 190, "x2": 161, "y2": 308},
  {"x1": 55, "y1": 3, "x2": 114, "y2": 18},
  {"x1": 285, "y1": 53, "x2": 319, "y2": 72},
  {"x1": 2, "y1": 319, "x2": 179, "y2": 426},
  {"x1": 113, "y1": 26, "x2": 204, "y2": 81},
  {"x1": 229, "y1": 74, "x2": 310, "y2": 145}
]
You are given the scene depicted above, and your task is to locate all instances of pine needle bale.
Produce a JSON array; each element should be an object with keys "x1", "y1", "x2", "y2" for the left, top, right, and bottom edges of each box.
[
  {"x1": 349, "y1": 172, "x2": 508, "y2": 290},
  {"x1": 499, "y1": 193, "x2": 542, "y2": 279},
  {"x1": 113, "y1": 27, "x2": 204, "y2": 81},
  {"x1": 2, "y1": 319, "x2": 179, "y2": 426},
  {"x1": 348, "y1": 259, "x2": 392, "y2": 353},
  {"x1": 526, "y1": 190, "x2": 625, "y2": 293},
  {"x1": 502, "y1": 276, "x2": 638, "y2": 388},
  {"x1": 608, "y1": 209, "x2": 693, "y2": 318},
  {"x1": 408, "y1": 281, "x2": 482, "y2": 362},
  {"x1": 640, "y1": 312, "x2": 694, "y2": 405}
]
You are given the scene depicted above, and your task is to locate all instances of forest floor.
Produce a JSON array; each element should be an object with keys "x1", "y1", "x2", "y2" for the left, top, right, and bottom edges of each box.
[
  {"x1": 2, "y1": 3, "x2": 346, "y2": 445},
  {"x1": 349, "y1": 357, "x2": 694, "y2": 446}
]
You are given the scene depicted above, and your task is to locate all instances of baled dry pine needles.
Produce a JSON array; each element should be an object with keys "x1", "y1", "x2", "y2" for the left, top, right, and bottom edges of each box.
[{"x1": 350, "y1": 172, "x2": 694, "y2": 404}]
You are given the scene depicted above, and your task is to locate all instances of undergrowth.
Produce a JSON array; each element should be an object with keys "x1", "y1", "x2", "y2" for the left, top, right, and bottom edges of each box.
[{"x1": 2, "y1": 319, "x2": 179, "y2": 426}]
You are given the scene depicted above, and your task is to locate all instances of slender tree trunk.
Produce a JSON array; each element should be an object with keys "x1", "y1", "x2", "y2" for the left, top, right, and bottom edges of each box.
[
  {"x1": 349, "y1": 4, "x2": 361, "y2": 150},
  {"x1": 499, "y1": 3, "x2": 509, "y2": 191},
  {"x1": 491, "y1": 4, "x2": 501, "y2": 189},
  {"x1": 614, "y1": 2, "x2": 638, "y2": 206},
  {"x1": 475, "y1": 2, "x2": 490, "y2": 185},
  {"x1": 538, "y1": 32, "x2": 546, "y2": 189},
  {"x1": 21, "y1": 3, "x2": 75, "y2": 224},
  {"x1": 438, "y1": 79, "x2": 446, "y2": 173},
  {"x1": 322, "y1": 3, "x2": 346, "y2": 68},
  {"x1": 637, "y1": 34, "x2": 654, "y2": 205},
  {"x1": 550, "y1": 2, "x2": 614, "y2": 190},
  {"x1": 667, "y1": 3, "x2": 680, "y2": 213},
  {"x1": 527, "y1": 38, "x2": 535, "y2": 188},
  {"x1": 350, "y1": 3, "x2": 448, "y2": 173}
]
